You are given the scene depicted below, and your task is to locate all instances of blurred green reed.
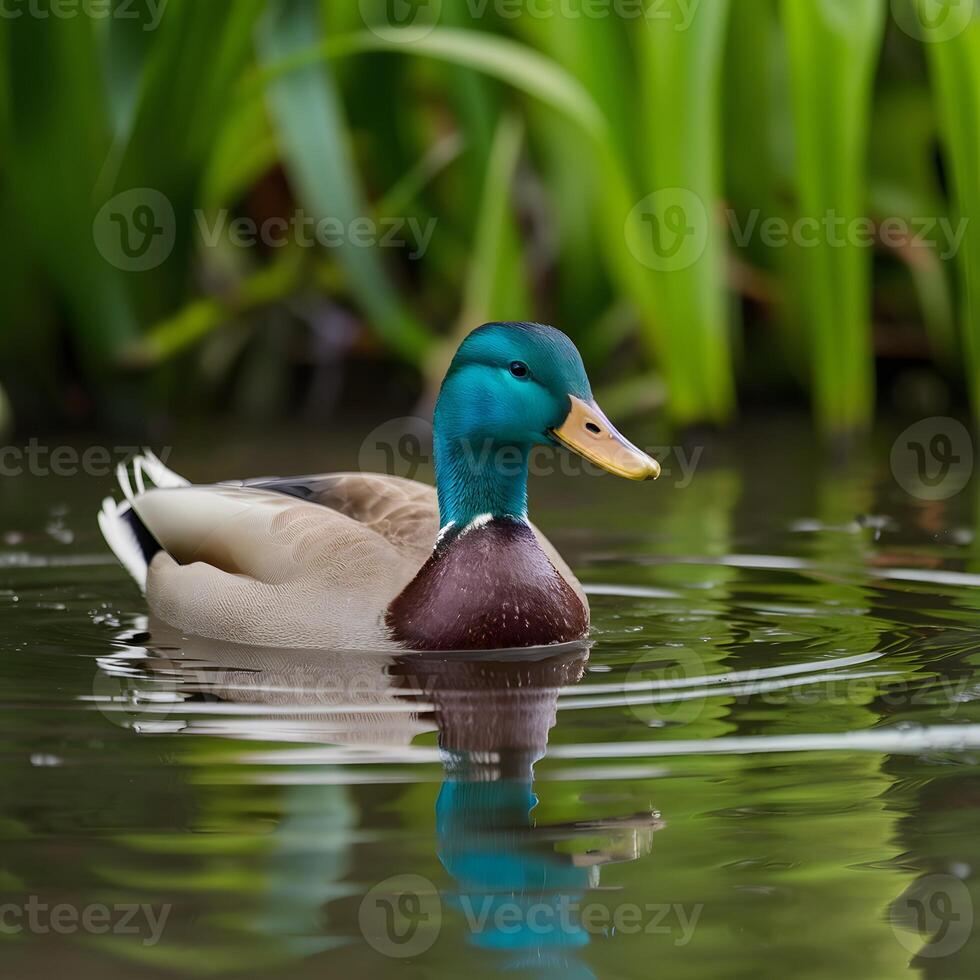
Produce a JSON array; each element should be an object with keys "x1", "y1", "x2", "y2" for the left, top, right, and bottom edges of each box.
[
  {"x1": 782, "y1": 0, "x2": 885, "y2": 435},
  {"x1": 0, "y1": 0, "x2": 977, "y2": 438}
]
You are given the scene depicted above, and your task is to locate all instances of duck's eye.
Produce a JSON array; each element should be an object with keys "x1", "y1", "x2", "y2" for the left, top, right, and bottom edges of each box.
[{"x1": 509, "y1": 361, "x2": 530, "y2": 379}]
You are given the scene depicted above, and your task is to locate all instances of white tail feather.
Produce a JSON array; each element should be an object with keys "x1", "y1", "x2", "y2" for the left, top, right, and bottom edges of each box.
[
  {"x1": 116, "y1": 461, "x2": 135, "y2": 504},
  {"x1": 99, "y1": 451, "x2": 190, "y2": 591},
  {"x1": 136, "y1": 449, "x2": 189, "y2": 490},
  {"x1": 98, "y1": 496, "x2": 148, "y2": 593}
]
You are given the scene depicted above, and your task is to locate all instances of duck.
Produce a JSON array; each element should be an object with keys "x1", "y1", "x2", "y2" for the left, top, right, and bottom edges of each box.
[{"x1": 98, "y1": 322, "x2": 660, "y2": 651}]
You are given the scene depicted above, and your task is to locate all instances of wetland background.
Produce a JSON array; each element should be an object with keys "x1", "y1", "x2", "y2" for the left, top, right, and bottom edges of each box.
[{"x1": 3, "y1": 1, "x2": 980, "y2": 978}]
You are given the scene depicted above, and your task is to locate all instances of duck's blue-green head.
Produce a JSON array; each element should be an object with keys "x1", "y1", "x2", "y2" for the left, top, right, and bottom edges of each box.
[{"x1": 434, "y1": 322, "x2": 659, "y2": 528}]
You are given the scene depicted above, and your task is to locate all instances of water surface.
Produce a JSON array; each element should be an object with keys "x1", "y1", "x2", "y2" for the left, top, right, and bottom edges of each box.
[{"x1": 1, "y1": 422, "x2": 979, "y2": 978}]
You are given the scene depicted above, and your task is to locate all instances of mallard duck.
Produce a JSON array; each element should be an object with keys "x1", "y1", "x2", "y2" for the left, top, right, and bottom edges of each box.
[{"x1": 99, "y1": 322, "x2": 659, "y2": 650}]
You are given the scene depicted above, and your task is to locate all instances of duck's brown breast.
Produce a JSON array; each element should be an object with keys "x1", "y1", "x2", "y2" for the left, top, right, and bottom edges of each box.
[{"x1": 385, "y1": 517, "x2": 588, "y2": 651}]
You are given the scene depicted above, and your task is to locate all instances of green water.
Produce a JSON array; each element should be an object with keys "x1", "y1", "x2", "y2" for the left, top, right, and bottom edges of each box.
[{"x1": 1, "y1": 422, "x2": 979, "y2": 979}]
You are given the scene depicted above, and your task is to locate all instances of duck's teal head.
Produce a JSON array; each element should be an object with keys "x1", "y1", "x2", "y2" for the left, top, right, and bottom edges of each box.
[{"x1": 433, "y1": 322, "x2": 659, "y2": 527}]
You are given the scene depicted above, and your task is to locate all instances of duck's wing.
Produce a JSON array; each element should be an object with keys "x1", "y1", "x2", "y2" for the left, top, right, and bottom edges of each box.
[
  {"x1": 233, "y1": 471, "x2": 585, "y2": 607},
  {"x1": 135, "y1": 485, "x2": 423, "y2": 648},
  {"x1": 227, "y1": 472, "x2": 440, "y2": 565},
  {"x1": 97, "y1": 456, "x2": 585, "y2": 646},
  {"x1": 98, "y1": 457, "x2": 428, "y2": 648}
]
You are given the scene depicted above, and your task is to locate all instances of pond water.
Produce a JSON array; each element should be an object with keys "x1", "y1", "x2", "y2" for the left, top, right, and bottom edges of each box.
[{"x1": 1, "y1": 419, "x2": 978, "y2": 979}]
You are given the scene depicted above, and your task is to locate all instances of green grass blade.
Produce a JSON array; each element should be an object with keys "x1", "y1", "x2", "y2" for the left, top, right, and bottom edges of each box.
[
  {"x1": 1, "y1": 11, "x2": 137, "y2": 364},
  {"x1": 637, "y1": 2, "x2": 736, "y2": 424},
  {"x1": 428, "y1": 113, "x2": 530, "y2": 390},
  {"x1": 256, "y1": 27, "x2": 606, "y2": 140},
  {"x1": 460, "y1": 113, "x2": 530, "y2": 328},
  {"x1": 257, "y1": 0, "x2": 433, "y2": 364},
  {"x1": 869, "y1": 83, "x2": 957, "y2": 366},
  {"x1": 256, "y1": 27, "x2": 670, "y2": 406},
  {"x1": 510, "y1": 12, "x2": 632, "y2": 355},
  {"x1": 920, "y1": 2, "x2": 980, "y2": 423},
  {"x1": 723, "y1": 0, "x2": 780, "y2": 264},
  {"x1": 781, "y1": 0, "x2": 886, "y2": 436}
]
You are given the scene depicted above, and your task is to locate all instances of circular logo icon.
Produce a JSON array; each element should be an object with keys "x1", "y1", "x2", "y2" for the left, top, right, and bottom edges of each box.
[
  {"x1": 92, "y1": 658, "x2": 182, "y2": 731},
  {"x1": 890, "y1": 873, "x2": 973, "y2": 958},
  {"x1": 625, "y1": 187, "x2": 709, "y2": 272},
  {"x1": 891, "y1": 0, "x2": 975, "y2": 43},
  {"x1": 359, "y1": 874, "x2": 441, "y2": 958},
  {"x1": 358, "y1": 416, "x2": 433, "y2": 480},
  {"x1": 359, "y1": 0, "x2": 442, "y2": 42},
  {"x1": 624, "y1": 648, "x2": 709, "y2": 727},
  {"x1": 890, "y1": 417, "x2": 973, "y2": 501},
  {"x1": 93, "y1": 188, "x2": 176, "y2": 272}
]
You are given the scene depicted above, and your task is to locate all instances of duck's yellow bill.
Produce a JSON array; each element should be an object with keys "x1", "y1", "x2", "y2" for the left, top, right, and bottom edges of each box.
[{"x1": 552, "y1": 395, "x2": 661, "y2": 481}]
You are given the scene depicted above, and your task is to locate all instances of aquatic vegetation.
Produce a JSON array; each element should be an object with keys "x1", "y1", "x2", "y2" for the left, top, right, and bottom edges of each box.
[{"x1": 0, "y1": 0, "x2": 974, "y2": 436}]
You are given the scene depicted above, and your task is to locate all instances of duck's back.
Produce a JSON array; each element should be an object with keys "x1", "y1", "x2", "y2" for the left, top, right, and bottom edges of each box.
[{"x1": 100, "y1": 461, "x2": 585, "y2": 651}]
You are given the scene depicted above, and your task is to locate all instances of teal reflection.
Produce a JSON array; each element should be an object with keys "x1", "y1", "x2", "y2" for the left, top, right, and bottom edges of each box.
[
  {"x1": 397, "y1": 652, "x2": 662, "y2": 973},
  {"x1": 94, "y1": 630, "x2": 660, "y2": 973}
]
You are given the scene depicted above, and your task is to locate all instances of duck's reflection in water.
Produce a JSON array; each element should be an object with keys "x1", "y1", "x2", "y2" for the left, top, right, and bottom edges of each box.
[
  {"x1": 401, "y1": 652, "x2": 663, "y2": 973},
  {"x1": 97, "y1": 625, "x2": 661, "y2": 972}
]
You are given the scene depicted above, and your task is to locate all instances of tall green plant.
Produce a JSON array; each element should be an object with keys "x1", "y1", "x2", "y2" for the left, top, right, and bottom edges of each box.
[
  {"x1": 920, "y1": 2, "x2": 980, "y2": 425},
  {"x1": 637, "y1": 3, "x2": 736, "y2": 425},
  {"x1": 257, "y1": 0, "x2": 434, "y2": 364},
  {"x1": 781, "y1": 0, "x2": 886, "y2": 436},
  {"x1": 1, "y1": 11, "x2": 137, "y2": 366}
]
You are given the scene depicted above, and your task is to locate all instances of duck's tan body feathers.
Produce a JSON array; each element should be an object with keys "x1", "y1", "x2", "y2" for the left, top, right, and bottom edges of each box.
[{"x1": 105, "y1": 463, "x2": 585, "y2": 650}]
